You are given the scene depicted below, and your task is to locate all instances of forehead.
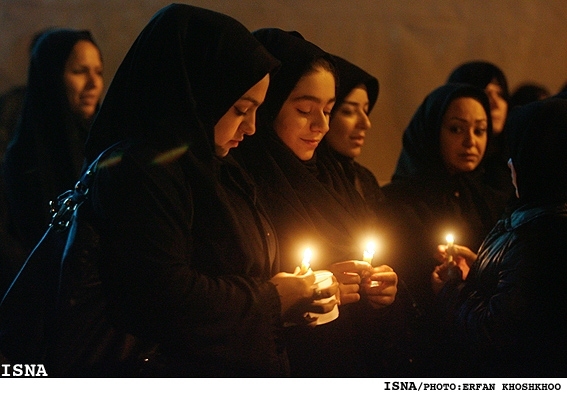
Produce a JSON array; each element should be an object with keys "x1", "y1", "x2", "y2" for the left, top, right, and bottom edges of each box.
[
  {"x1": 444, "y1": 97, "x2": 486, "y2": 118},
  {"x1": 67, "y1": 40, "x2": 101, "y2": 64},
  {"x1": 343, "y1": 85, "x2": 369, "y2": 104},
  {"x1": 289, "y1": 67, "x2": 335, "y2": 101}
]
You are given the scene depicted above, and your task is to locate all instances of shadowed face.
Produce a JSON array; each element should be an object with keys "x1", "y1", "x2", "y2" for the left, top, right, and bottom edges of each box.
[
  {"x1": 214, "y1": 73, "x2": 270, "y2": 157},
  {"x1": 63, "y1": 40, "x2": 103, "y2": 120},
  {"x1": 327, "y1": 85, "x2": 371, "y2": 158}
]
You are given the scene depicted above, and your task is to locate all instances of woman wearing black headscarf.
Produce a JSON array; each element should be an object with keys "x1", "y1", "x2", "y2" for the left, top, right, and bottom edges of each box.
[
  {"x1": 447, "y1": 61, "x2": 515, "y2": 199},
  {"x1": 82, "y1": 5, "x2": 331, "y2": 377},
  {"x1": 432, "y1": 95, "x2": 567, "y2": 377},
  {"x1": 325, "y1": 55, "x2": 384, "y2": 212},
  {"x1": 237, "y1": 28, "x2": 397, "y2": 377},
  {"x1": 382, "y1": 84, "x2": 509, "y2": 318},
  {"x1": 3, "y1": 29, "x2": 103, "y2": 252}
]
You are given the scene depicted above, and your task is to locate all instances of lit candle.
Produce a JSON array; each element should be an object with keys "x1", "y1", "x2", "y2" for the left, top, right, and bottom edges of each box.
[
  {"x1": 445, "y1": 234, "x2": 454, "y2": 263},
  {"x1": 363, "y1": 241, "x2": 376, "y2": 266},
  {"x1": 300, "y1": 247, "x2": 312, "y2": 274}
]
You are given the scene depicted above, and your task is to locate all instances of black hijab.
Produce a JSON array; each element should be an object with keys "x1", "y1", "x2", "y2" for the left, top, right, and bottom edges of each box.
[
  {"x1": 331, "y1": 55, "x2": 379, "y2": 116},
  {"x1": 327, "y1": 55, "x2": 384, "y2": 206},
  {"x1": 85, "y1": 4, "x2": 280, "y2": 275},
  {"x1": 237, "y1": 29, "x2": 375, "y2": 271},
  {"x1": 3, "y1": 28, "x2": 101, "y2": 249},
  {"x1": 507, "y1": 94, "x2": 567, "y2": 204}
]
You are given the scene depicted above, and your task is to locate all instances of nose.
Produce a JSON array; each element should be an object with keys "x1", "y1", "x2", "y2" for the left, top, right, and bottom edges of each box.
[
  {"x1": 86, "y1": 70, "x2": 102, "y2": 91},
  {"x1": 241, "y1": 112, "x2": 256, "y2": 136},
  {"x1": 463, "y1": 129, "x2": 475, "y2": 147},
  {"x1": 358, "y1": 111, "x2": 371, "y2": 130},
  {"x1": 311, "y1": 111, "x2": 330, "y2": 134}
]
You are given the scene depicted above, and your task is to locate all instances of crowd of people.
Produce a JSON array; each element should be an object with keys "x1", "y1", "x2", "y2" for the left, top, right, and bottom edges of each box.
[{"x1": 0, "y1": 3, "x2": 565, "y2": 378}]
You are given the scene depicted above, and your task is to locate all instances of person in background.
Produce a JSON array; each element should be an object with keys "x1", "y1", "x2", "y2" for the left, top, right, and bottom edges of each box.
[
  {"x1": 82, "y1": 5, "x2": 335, "y2": 376},
  {"x1": 3, "y1": 29, "x2": 104, "y2": 252},
  {"x1": 432, "y1": 94, "x2": 567, "y2": 377},
  {"x1": 324, "y1": 55, "x2": 384, "y2": 213},
  {"x1": 381, "y1": 83, "x2": 509, "y2": 375},
  {"x1": 447, "y1": 61, "x2": 515, "y2": 199},
  {"x1": 509, "y1": 82, "x2": 550, "y2": 109}
]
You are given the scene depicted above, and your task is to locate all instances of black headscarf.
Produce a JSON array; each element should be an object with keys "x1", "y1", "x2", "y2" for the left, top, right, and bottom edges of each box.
[
  {"x1": 447, "y1": 61, "x2": 509, "y2": 102},
  {"x1": 507, "y1": 94, "x2": 567, "y2": 204},
  {"x1": 331, "y1": 55, "x2": 379, "y2": 116},
  {"x1": 3, "y1": 28, "x2": 101, "y2": 249},
  {"x1": 326, "y1": 55, "x2": 384, "y2": 207},
  {"x1": 393, "y1": 83, "x2": 492, "y2": 179},
  {"x1": 237, "y1": 28, "x2": 375, "y2": 272},
  {"x1": 84, "y1": 5, "x2": 285, "y2": 376}
]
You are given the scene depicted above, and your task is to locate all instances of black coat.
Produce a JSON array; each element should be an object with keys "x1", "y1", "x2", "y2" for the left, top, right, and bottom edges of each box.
[
  {"x1": 84, "y1": 4, "x2": 284, "y2": 376},
  {"x1": 437, "y1": 201, "x2": 567, "y2": 376}
]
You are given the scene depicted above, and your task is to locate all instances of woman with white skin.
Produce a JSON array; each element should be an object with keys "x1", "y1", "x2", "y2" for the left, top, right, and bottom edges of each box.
[
  {"x1": 381, "y1": 83, "x2": 509, "y2": 375},
  {"x1": 447, "y1": 61, "x2": 514, "y2": 198},
  {"x1": 237, "y1": 28, "x2": 397, "y2": 377},
  {"x1": 325, "y1": 55, "x2": 383, "y2": 213},
  {"x1": 3, "y1": 29, "x2": 103, "y2": 252}
]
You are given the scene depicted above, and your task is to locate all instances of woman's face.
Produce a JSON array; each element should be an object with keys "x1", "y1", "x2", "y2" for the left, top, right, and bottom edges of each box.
[
  {"x1": 214, "y1": 73, "x2": 270, "y2": 157},
  {"x1": 440, "y1": 97, "x2": 488, "y2": 174},
  {"x1": 273, "y1": 66, "x2": 336, "y2": 160},
  {"x1": 63, "y1": 40, "x2": 104, "y2": 120},
  {"x1": 327, "y1": 85, "x2": 371, "y2": 158},
  {"x1": 485, "y1": 80, "x2": 508, "y2": 135}
]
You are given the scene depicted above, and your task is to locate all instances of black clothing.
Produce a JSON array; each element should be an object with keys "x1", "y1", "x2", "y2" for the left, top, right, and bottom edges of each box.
[
  {"x1": 447, "y1": 61, "x2": 515, "y2": 198},
  {"x1": 239, "y1": 28, "x2": 374, "y2": 271},
  {"x1": 382, "y1": 84, "x2": 508, "y2": 308},
  {"x1": 85, "y1": 5, "x2": 284, "y2": 376},
  {"x1": 436, "y1": 95, "x2": 567, "y2": 377},
  {"x1": 437, "y1": 201, "x2": 567, "y2": 377},
  {"x1": 237, "y1": 28, "x2": 385, "y2": 377},
  {"x1": 3, "y1": 29, "x2": 99, "y2": 251}
]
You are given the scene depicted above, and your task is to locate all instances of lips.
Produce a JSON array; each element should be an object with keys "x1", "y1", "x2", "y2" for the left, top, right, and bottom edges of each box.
[
  {"x1": 301, "y1": 138, "x2": 321, "y2": 148},
  {"x1": 350, "y1": 134, "x2": 365, "y2": 146}
]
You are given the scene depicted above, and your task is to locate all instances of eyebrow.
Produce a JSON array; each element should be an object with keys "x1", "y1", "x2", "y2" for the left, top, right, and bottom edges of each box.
[
  {"x1": 239, "y1": 96, "x2": 262, "y2": 106},
  {"x1": 291, "y1": 95, "x2": 336, "y2": 105},
  {"x1": 450, "y1": 116, "x2": 487, "y2": 123}
]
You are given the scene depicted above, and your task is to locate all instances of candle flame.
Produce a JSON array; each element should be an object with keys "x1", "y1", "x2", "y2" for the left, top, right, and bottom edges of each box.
[
  {"x1": 365, "y1": 241, "x2": 376, "y2": 256},
  {"x1": 446, "y1": 234, "x2": 454, "y2": 244},
  {"x1": 302, "y1": 247, "x2": 312, "y2": 269}
]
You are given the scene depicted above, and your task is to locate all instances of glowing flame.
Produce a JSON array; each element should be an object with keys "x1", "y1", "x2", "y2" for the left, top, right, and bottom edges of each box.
[
  {"x1": 302, "y1": 248, "x2": 312, "y2": 270},
  {"x1": 446, "y1": 234, "x2": 454, "y2": 245}
]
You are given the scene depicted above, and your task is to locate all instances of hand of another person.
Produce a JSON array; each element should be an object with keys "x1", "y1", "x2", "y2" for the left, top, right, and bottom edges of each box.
[
  {"x1": 434, "y1": 243, "x2": 477, "y2": 280},
  {"x1": 360, "y1": 265, "x2": 398, "y2": 310},
  {"x1": 431, "y1": 244, "x2": 477, "y2": 294},
  {"x1": 329, "y1": 260, "x2": 372, "y2": 305}
]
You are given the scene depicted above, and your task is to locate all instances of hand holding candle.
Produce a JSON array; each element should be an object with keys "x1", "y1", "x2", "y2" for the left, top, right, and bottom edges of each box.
[
  {"x1": 445, "y1": 234, "x2": 460, "y2": 280},
  {"x1": 446, "y1": 234, "x2": 454, "y2": 263},
  {"x1": 363, "y1": 241, "x2": 376, "y2": 266}
]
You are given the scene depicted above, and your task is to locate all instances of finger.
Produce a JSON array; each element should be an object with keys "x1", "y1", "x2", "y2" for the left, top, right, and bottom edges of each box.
[
  {"x1": 293, "y1": 266, "x2": 300, "y2": 275},
  {"x1": 307, "y1": 298, "x2": 338, "y2": 314},
  {"x1": 367, "y1": 295, "x2": 395, "y2": 307},
  {"x1": 372, "y1": 264, "x2": 393, "y2": 273},
  {"x1": 339, "y1": 283, "x2": 360, "y2": 296},
  {"x1": 313, "y1": 281, "x2": 339, "y2": 300},
  {"x1": 370, "y1": 272, "x2": 398, "y2": 283},
  {"x1": 331, "y1": 260, "x2": 372, "y2": 273},
  {"x1": 334, "y1": 271, "x2": 361, "y2": 285},
  {"x1": 340, "y1": 292, "x2": 361, "y2": 305}
]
